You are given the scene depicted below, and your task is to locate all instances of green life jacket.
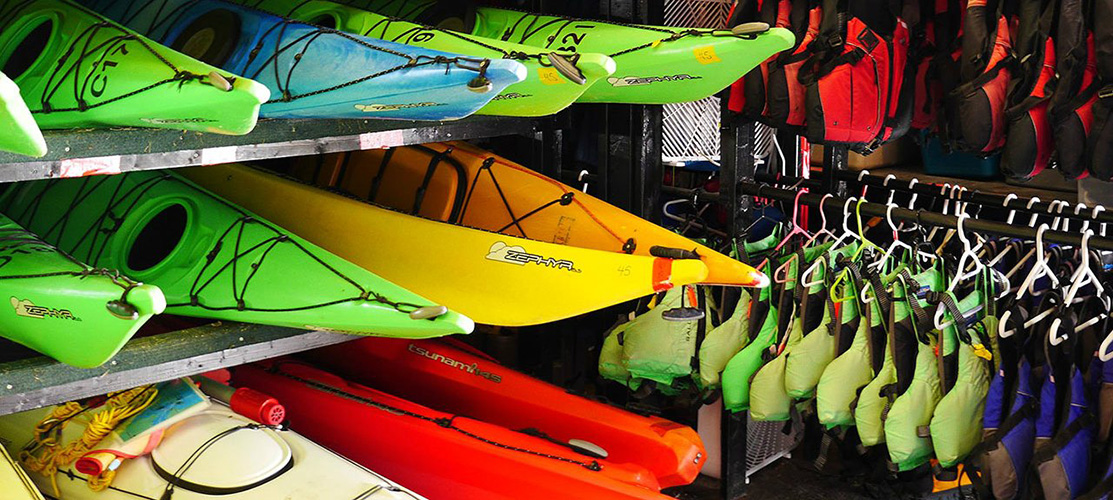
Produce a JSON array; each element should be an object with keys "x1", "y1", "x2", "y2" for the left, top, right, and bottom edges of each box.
[
  {"x1": 621, "y1": 287, "x2": 709, "y2": 387},
  {"x1": 722, "y1": 283, "x2": 778, "y2": 412},
  {"x1": 750, "y1": 242, "x2": 836, "y2": 421},
  {"x1": 816, "y1": 259, "x2": 898, "y2": 428},
  {"x1": 886, "y1": 284, "x2": 987, "y2": 472},
  {"x1": 785, "y1": 242, "x2": 861, "y2": 398},
  {"x1": 696, "y1": 234, "x2": 780, "y2": 390},
  {"x1": 857, "y1": 266, "x2": 945, "y2": 447},
  {"x1": 930, "y1": 290, "x2": 995, "y2": 469}
]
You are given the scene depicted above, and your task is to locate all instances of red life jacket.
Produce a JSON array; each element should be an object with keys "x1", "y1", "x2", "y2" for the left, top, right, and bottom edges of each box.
[
  {"x1": 1000, "y1": 0, "x2": 1057, "y2": 180},
  {"x1": 948, "y1": 0, "x2": 1013, "y2": 155},
  {"x1": 801, "y1": 0, "x2": 911, "y2": 154},
  {"x1": 1049, "y1": 0, "x2": 1098, "y2": 180}
]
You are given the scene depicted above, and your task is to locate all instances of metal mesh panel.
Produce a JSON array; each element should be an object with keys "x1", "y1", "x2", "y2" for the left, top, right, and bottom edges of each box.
[
  {"x1": 662, "y1": 0, "x2": 733, "y2": 165},
  {"x1": 746, "y1": 413, "x2": 801, "y2": 478}
]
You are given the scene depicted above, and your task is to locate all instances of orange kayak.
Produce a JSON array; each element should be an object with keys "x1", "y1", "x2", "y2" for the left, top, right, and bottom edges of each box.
[
  {"x1": 307, "y1": 336, "x2": 706, "y2": 488},
  {"x1": 232, "y1": 359, "x2": 676, "y2": 500}
]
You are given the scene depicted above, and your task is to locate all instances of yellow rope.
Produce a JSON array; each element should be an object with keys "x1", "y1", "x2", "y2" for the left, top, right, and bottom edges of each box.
[{"x1": 19, "y1": 386, "x2": 158, "y2": 498}]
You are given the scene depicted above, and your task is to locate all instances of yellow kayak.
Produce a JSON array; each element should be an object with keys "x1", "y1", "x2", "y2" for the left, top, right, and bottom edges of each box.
[
  {"x1": 289, "y1": 141, "x2": 766, "y2": 288},
  {"x1": 182, "y1": 164, "x2": 710, "y2": 326},
  {"x1": 1, "y1": 445, "x2": 43, "y2": 500}
]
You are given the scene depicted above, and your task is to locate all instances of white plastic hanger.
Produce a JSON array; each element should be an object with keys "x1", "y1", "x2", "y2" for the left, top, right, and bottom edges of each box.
[
  {"x1": 999, "y1": 225, "x2": 1061, "y2": 338},
  {"x1": 1049, "y1": 230, "x2": 1103, "y2": 345}
]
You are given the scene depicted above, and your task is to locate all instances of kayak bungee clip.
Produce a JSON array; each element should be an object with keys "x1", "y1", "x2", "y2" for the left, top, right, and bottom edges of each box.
[{"x1": 466, "y1": 59, "x2": 493, "y2": 93}]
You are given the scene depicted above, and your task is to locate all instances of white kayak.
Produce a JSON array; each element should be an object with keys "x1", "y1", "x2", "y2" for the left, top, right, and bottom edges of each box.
[
  {"x1": 0, "y1": 445, "x2": 43, "y2": 500},
  {"x1": 0, "y1": 401, "x2": 424, "y2": 500}
]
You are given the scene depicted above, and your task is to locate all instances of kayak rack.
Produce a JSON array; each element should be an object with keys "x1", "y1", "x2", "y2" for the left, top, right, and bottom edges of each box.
[{"x1": 0, "y1": 115, "x2": 559, "y2": 183}]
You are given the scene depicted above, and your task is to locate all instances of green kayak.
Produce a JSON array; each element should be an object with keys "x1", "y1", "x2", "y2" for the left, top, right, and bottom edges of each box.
[
  {"x1": 0, "y1": 71, "x2": 46, "y2": 157},
  {"x1": 0, "y1": 0, "x2": 269, "y2": 135},
  {"x1": 361, "y1": 0, "x2": 795, "y2": 104},
  {"x1": 237, "y1": 0, "x2": 616, "y2": 117},
  {"x1": 0, "y1": 171, "x2": 474, "y2": 338},
  {"x1": 0, "y1": 212, "x2": 164, "y2": 368}
]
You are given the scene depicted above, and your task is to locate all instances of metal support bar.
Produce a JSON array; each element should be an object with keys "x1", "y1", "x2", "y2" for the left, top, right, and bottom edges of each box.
[
  {"x1": 720, "y1": 116, "x2": 758, "y2": 239},
  {"x1": 821, "y1": 145, "x2": 848, "y2": 197},
  {"x1": 634, "y1": 105, "x2": 664, "y2": 219}
]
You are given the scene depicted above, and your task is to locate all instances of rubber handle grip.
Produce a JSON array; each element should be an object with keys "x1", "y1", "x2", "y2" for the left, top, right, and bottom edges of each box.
[
  {"x1": 649, "y1": 246, "x2": 701, "y2": 260},
  {"x1": 199, "y1": 377, "x2": 285, "y2": 425},
  {"x1": 230, "y1": 388, "x2": 286, "y2": 426}
]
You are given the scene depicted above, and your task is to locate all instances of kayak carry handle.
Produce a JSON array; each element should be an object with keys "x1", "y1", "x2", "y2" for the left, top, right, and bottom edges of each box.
[
  {"x1": 650, "y1": 246, "x2": 701, "y2": 260},
  {"x1": 662, "y1": 307, "x2": 706, "y2": 322},
  {"x1": 548, "y1": 53, "x2": 587, "y2": 85},
  {"x1": 410, "y1": 305, "x2": 449, "y2": 320},
  {"x1": 732, "y1": 22, "x2": 770, "y2": 36},
  {"x1": 207, "y1": 71, "x2": 233, "y2": 92},
  {"x1": 568, "y1": 439, "x2": 609, "y2": 459},
  {"x1": 106, "y1": 300, "x2": 139, "y2": 320}
]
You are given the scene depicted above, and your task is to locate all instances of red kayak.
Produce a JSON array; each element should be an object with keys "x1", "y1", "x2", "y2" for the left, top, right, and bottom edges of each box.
[
  {"x1": 231, "y1": 360, "x2": 675, "y2": 500},
  {"x1": 306, "y1": 337, "x2": 706, "y2": 488}
]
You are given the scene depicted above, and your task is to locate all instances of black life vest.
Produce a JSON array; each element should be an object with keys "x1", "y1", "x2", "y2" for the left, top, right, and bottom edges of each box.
[
  {"x1": 801, "y1": 0, "x2": 911, "y2": 154},
  {"x1": 905, "y1": 0, "x2": 939, "y2": 131},
  {"x1": 1000, "y1": 0, "x2": 1057, "y2": 180},
  {"x1": 1085, "y1": 0, "x2": 1113, "y2": 180},
  {"x1": 764, "y1": 0, "x2": 822, "y2": 131},
  {"x1": 1048, "y1": 0, "x2": 1098, "y2": 180},
  {"x1": 728, "y1": 0, "x2": 767, "y2": 117},
  {"x1": 948, "y1": 0, "x2": 1014, "y2": 155}
]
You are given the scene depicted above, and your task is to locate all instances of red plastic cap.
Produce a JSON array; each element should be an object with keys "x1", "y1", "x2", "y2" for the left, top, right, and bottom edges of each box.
[
  {"x1": 230, "y1": 388, "x2": 285, "y2": 426},
  {"x1": 75, "y1": 457, "x2": 103, "y2": 476}
]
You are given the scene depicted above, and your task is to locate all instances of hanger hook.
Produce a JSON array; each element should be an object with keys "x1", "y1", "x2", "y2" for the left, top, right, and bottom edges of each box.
[
  {"x1": 855, "y1": 197, "x2": 868, "y2": 240},
  {"x1": 858, "y1": 170, "x2": 871, "y2": 197},
  {"x1": 883, "y1": 174, "x2": 897, "y2": 205},
  {"x1": 819, "y1": 193, "x2": 833, "y2": 231},
  {"x1": 843, "y1": 197, "x2": 857, "y2": 234},
  {"x1": 906, "y1": 178, "x2": 920, "y2": 209},
  {"x1": 886, "y1": 203, "x2": 899, "y2": 235},
  {"x1": 1093, "y1": 205, "x2": 1108, "y2": 236},
  {"x1": 792, "y1": 188, "x2": 807, "y2": 225},
  {"x1": 1027, "y1": 197, "x2": 1042, "y2": 227},
  {"x1": 1004, "y1": 193, "x2": 1018, "y2": 225}
]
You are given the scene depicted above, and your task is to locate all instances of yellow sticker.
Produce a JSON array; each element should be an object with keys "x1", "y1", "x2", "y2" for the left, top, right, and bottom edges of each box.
[
  {"x1": 694, "y1": 46, "x2": 721, "y2": 65},
  {"x1": 538, "y1": 67, "x2": 566, "y2": 85}
]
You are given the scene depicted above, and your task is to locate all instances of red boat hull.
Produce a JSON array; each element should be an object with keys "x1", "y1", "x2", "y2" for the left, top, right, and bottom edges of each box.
[
  {"x1": 231, "y1": 360, "x2": 673, "y2": 500},
  {"x1": 307, "y1": 337, "x2": 706, "y2": 488}
]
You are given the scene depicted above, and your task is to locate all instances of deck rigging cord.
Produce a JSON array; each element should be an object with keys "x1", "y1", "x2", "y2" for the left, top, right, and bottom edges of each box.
[
  {"x1": 19, "y1": 385, "x2": 159, "y2": 497},
  {"x1": 0, "y1": 0, "x2": 235, "y2": 115},
  {"x1": 4, "y1": 173, "x2": 439, "y2": 318}
]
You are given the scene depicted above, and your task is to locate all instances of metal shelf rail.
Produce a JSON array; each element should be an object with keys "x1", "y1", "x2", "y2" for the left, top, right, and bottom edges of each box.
[
  {"x1": 0, "y1": 115, "x2": 558, "y2": 183},
  {"x1": 0, "y1": 323, "x2": 351, "y2": 416}
]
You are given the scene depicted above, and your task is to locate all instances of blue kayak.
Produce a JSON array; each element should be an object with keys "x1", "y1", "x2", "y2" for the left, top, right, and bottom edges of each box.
[{"x1": 80, "y1": 0, "x2": 527, "y2": 121}]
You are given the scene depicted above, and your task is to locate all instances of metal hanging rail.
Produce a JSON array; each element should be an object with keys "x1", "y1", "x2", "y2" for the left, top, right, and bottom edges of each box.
[
  {"x1": 736, "y1": 181, "x2": 1113, "y2": 251},
  {"x1": 749, "y1": 170, "x2": 1113, "y2": 226}
]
